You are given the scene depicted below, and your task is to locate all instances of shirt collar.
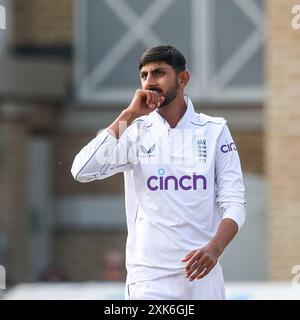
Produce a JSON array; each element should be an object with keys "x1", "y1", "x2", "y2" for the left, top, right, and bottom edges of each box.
[{"x1": 150, "y1": 94, "x2": 196, "y2": 129}]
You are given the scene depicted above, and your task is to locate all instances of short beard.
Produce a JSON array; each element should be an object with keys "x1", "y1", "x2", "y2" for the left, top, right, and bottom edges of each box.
[{"x1": 159, "y1": 79, "x2": 179, "y2": 108}]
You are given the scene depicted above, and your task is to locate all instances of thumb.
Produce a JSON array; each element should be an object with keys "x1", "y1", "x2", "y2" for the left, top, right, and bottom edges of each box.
[{"x1": 158, "y1": 96, "x2": 165, "y2": 106}]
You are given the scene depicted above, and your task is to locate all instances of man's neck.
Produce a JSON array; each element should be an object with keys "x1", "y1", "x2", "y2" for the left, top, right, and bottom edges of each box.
[{"x1": 157, "y1": 95, "x2": 187, "y2": 128}]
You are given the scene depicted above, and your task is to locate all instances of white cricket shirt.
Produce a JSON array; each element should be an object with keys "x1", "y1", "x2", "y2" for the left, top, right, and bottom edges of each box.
[{"x1": 71, "y1": 95, "x2": 246, "y2": 284}]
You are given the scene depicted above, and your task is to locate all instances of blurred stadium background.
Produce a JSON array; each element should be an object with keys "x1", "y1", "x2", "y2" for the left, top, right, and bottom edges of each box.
[{"x1": 0, "y1": 0, "x2": 300, "y2": 299}]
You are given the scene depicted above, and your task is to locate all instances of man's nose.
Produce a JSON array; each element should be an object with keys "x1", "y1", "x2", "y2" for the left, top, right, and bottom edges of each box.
[{"x1": 144, "y1": 74, "x2": 156, "y2": 88}]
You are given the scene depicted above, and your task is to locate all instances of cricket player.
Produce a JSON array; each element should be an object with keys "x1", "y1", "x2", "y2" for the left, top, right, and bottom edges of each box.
[{"x1": 71, "y1": 45, "x2": 246, "y2": 300}]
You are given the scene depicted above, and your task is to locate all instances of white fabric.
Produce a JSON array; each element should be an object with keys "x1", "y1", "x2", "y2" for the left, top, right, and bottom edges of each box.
[
  {"x1": 71, "y1": 95, "x2": 246, "y2": 286},
  {"x1": 125, "y1": 263, "x2": 225, "y2": 300}
]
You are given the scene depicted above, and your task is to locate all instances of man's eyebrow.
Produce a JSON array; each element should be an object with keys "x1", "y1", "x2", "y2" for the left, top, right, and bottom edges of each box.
[{"x1": 140, "y1": 67, "x2": 168, "y2": 74}]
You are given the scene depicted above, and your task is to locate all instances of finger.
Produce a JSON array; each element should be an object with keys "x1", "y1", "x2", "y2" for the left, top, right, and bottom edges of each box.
[
  {"x1": 156, "y1": 95, "x2": 162, "y2": 107},
  {"x1": 148, "y1": 91, "x2": 157, "y2": 106},
  {"x1": 153, "y1": 94, "x2": 165, "y2": 108},
  {"x1": 192, "y1": 262, "x2": 210, "y2": 280},
  {"x1": 196, "y1": 265, "x2": 213, "y2": 280},
  {"x1": 189, "y1": 267, "x2": 207, "y2": 281},
  {"x1": 148, "y1": 91, "x2": 154, "y2": 107},
  {"x1": 149, "y1": 91, "x2": 157, "y2": 109},
  {"x1": 197, "y1": 254, "x2": 211, "y2": 267},
  {"x1": 184, "y1": 260, "x2": 198, "y2": 278},
  {"x1": 185, "y1": 250, "x2": 203, "y2": 270},
  {"x1": 182, "y1": 250, "x2": 196, "y2": 262},
  {"x1": 145, "y1": 91, "x2": 152, "y2": 107},
  {"x1": 154, "y1": 92, "x2": 161, "y2": 107},
  {"x1": 157, "y1": 94, "x2": 166, "y2": 106},
  {"x1": 185, "y1": 256, "x2": 209, "y2": 278},
  {"x1": 189, "y1": 262, "x2": 212, "y2": 281},
  {"x1": 158, "y1": 96, "x2": 165, "y2": 106}
]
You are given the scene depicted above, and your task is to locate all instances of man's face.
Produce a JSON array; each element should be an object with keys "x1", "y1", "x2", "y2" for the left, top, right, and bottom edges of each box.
[{"x1": 140, "y1": 62, "x2": 180, "y2": 107}]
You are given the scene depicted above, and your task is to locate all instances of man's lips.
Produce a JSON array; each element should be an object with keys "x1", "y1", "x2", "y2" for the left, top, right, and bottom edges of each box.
[{"x1": 148, "y1": 87, "x2": 162, "y2": 94}]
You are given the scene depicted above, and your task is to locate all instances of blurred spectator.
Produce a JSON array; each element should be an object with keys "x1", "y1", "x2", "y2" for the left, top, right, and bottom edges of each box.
[
  {"x1": 101, "y1": 251, "x2": 126, "y2": 282},
  {"x1": 39, "y1": 265, "x2": 69, "y2": 282}
]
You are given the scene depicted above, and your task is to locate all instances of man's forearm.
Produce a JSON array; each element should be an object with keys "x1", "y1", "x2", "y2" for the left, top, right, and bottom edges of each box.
[
  {"x1": 209, "y1": 218, "x2": 239, "y2": 256},
  {"x1": 107, "y1": 108, "x2": 138, "y2": 139}
]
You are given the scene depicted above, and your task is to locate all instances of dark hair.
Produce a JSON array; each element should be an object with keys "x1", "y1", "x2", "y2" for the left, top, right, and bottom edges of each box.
[{"x1": 139, "y1": 45, "x2": 186, "y2": 72}]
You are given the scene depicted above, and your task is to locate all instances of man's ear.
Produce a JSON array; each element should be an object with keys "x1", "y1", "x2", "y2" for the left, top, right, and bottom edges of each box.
[{"x1": 179, "y1": 70, "x2": 190, "y2": 88}]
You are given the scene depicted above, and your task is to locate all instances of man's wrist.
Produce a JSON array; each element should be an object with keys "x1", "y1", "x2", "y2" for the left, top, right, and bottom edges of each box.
[
  {"x1": 107, "y1": 108, "x2": 138, "y2": 140},
  {"x1": 122, "y1": 108, "x2": 138, "y2": 123},
  {"x1": 207, "y1": 239, "x2": 224, "y2": 258}
]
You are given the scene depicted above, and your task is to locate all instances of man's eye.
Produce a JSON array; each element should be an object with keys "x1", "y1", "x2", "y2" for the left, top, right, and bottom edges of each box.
[{"x1": 141, "y1": 74, "x2": 147, "y2": 80}]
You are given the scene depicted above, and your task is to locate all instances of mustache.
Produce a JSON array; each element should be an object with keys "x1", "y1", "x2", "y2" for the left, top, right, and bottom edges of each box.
[{"x1": 147, "y1": 87, "x2": 162, "y2": 93}]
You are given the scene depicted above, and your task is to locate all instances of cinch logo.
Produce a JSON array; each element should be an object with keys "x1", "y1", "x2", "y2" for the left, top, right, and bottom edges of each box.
[
  {"x1": 221, "y1": 142, "x2": 237, "y2": 153},
  {"x1": 147, "y1": 168, "x2": 207, "y2": 191},
  {"x1": 0, "y1": 5, "x2": 6, "y2": 30}
]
